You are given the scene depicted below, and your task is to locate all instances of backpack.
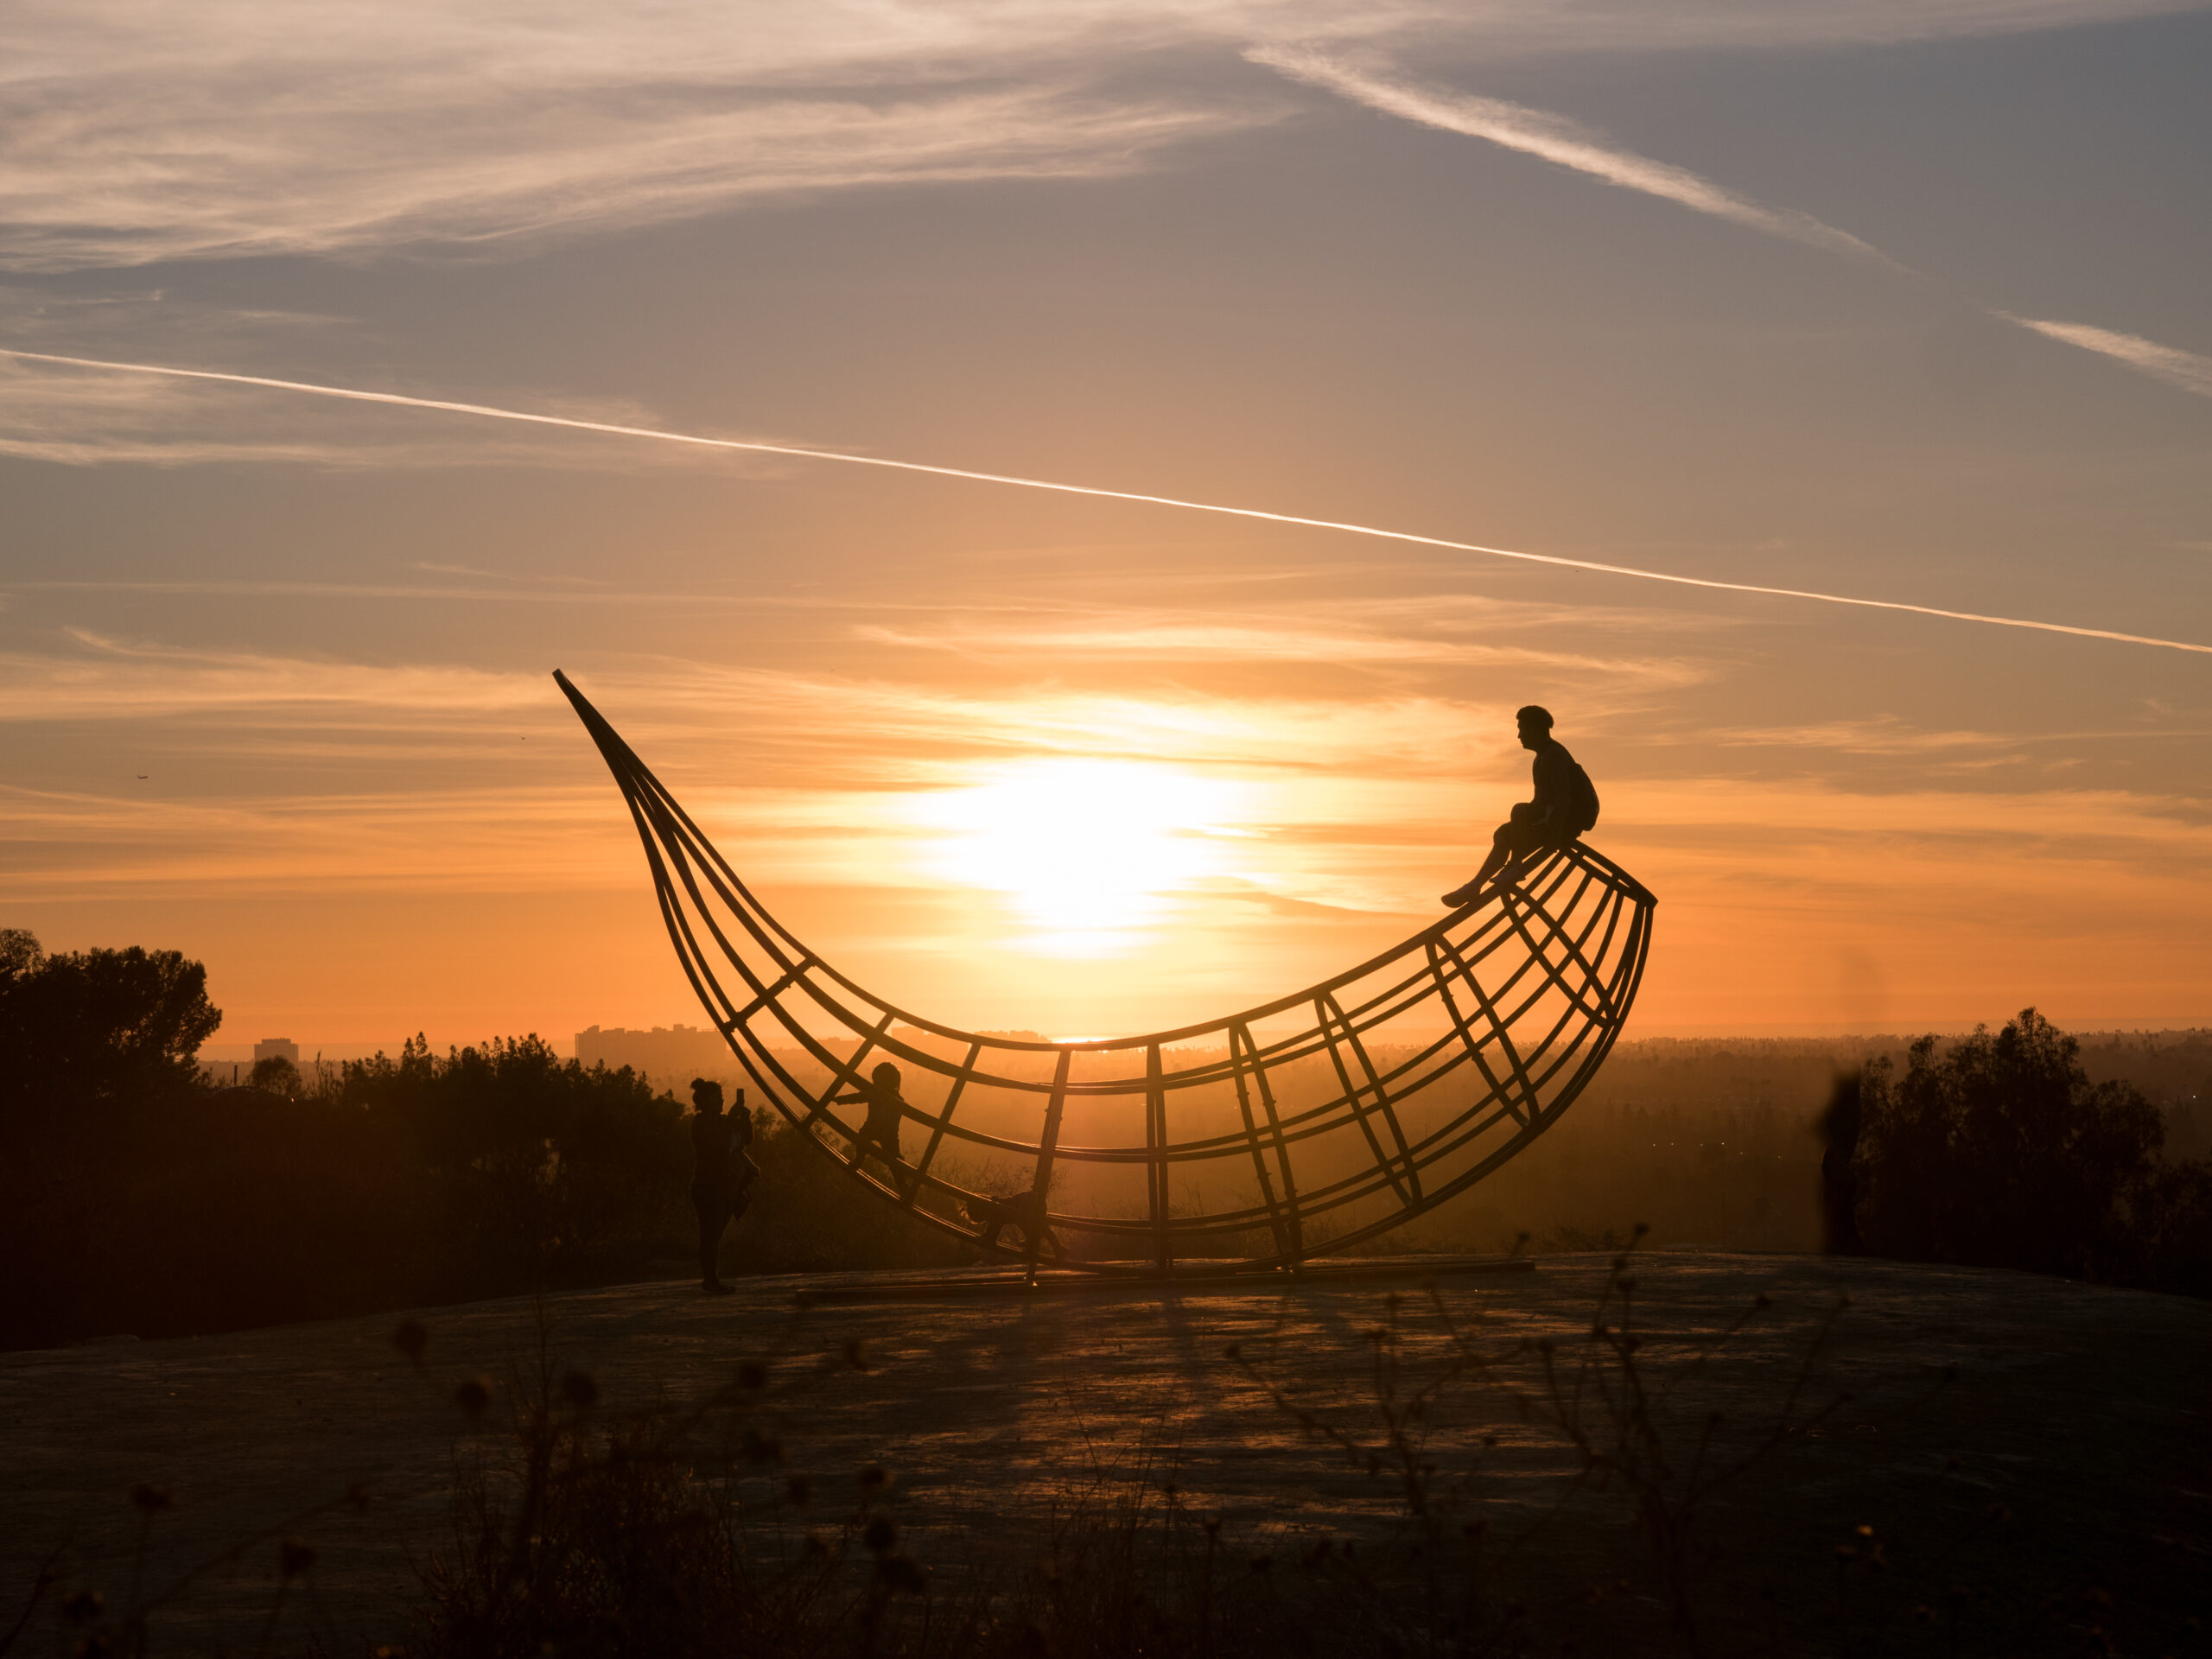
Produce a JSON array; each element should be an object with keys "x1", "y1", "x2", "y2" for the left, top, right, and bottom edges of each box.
[{"x1": 1565, "y1": 762, "x2": 1600, "y2": 836}]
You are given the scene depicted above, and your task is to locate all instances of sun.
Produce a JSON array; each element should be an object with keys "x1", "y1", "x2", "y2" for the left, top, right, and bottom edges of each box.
[{"x1": 911, "y1": 757, "x2": 1249, "y2": 954}]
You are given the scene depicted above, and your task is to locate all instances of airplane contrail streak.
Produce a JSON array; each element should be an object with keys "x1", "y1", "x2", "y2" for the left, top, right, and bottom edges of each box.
[
  {"x1": 2004, "y1": 317, "x2": 2212, "y2": 398},
  {"x1": 5, "y1": 345, "x2": 2209, "y2": 657},
  {"x1": 1254, "y1": 50, "x2": 2212, "y2": 406},
  {"x1": 1249, "y1": 48, "x2": 1896, "y2": 268}
]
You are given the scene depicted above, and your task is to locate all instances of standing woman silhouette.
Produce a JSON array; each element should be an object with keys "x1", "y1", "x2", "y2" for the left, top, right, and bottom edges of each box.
[{"x1": 689, "y1": 1077, "x2": 756, "y2": 1294}]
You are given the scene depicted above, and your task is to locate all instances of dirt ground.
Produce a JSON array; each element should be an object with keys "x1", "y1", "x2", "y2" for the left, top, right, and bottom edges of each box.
[{"x1": 3, "y1": 1253, "x2": 2207, "y2": 1656}]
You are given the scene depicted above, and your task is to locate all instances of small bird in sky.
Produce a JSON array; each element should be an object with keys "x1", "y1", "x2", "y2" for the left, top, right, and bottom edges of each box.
[{"x1": 137, "y1": 773, "x2": 148, "y2": 779}]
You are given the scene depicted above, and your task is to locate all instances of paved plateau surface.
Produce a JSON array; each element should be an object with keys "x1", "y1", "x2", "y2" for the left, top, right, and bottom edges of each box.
[{"x1": 3, "y1": 1253, "x2": 2207, "y2": 1654}]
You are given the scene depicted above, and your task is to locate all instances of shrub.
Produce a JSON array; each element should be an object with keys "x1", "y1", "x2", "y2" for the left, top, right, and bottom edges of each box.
[
  {"x1": 732, "y1": 1111, "x2": 980, "y2": 1276},
  {"x1": 328, "y1": 1035, "x2": 691, "y2": 1294},
  {"x1": 0, "y1": 931, "x2": 219, "y2": 1152},
  {"x1": 1855, "y1": 1007, "x2": 2176, "y2": 1282},
  {"x1": 2127, "y1": 1158, "x2": 2212, "y2": 1297},
  {"x1": 0, "y1": 929, "x2": 700, "y2": 1344}
]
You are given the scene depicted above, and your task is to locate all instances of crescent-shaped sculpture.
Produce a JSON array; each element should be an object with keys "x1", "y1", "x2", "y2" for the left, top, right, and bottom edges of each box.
[{"x1": 557, "y1": 672, "x2": 1655, "y2": 1278}]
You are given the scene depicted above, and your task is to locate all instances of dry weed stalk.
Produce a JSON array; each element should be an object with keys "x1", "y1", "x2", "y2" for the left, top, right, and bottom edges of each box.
[
  {"x1": 1510, "y1": 1234, "x2": 1851, "y2": 1654},
  {"x1": 1228, "y1": 1236, "x2": 1862, "y2": 1656}
]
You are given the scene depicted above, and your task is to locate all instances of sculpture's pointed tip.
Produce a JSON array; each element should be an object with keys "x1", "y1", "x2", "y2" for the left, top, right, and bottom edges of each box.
[{"x1": 551, "y1": 669, "x2": 594, "y2": 716}]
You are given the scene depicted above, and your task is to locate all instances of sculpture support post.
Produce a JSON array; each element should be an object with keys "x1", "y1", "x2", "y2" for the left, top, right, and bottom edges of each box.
[{"x1": 1028, "y1": 1049, "x2": 1072, "y2": 1285}]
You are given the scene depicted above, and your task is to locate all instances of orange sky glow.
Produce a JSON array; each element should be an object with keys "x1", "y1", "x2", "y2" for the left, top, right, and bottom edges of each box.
[{"x1": 3, "y1": 0, "x2": 2209, "y2": 1052}]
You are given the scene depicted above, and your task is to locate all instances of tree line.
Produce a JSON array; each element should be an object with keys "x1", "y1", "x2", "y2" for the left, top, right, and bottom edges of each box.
[
  {"x1": 3, "y1": 931, "x2": 2207, "y2": 1349},
  {"x1": 0, "y1": 931, "x2": 962, "y2": 1350}
]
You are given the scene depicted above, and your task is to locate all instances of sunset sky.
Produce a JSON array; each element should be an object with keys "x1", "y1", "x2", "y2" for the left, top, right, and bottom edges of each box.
[{"x1": 4, "y1": 0, "x2": 2210, "y2": 1052}]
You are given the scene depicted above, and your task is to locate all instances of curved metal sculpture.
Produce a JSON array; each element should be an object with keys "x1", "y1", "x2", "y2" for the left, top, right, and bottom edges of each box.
[{"x1": 557, "y1": 672, "x2": 1655, "y2": 1277}]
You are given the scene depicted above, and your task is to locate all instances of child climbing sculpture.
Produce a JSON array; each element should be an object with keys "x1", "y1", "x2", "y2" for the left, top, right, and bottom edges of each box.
[
  {"x1": 689, "y1": 1077, "x2": 758, "y2": 1296},
  {"x1": 835, "y1": 1061, "x2": 917, "y2": 1202},
  {"x1": 1442, "y1": 705, "x2": 1600, "y2": 908}
]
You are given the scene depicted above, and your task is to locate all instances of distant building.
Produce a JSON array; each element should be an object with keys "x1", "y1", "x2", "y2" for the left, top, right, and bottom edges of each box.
[
  {"x1": 575, "y1": 1023, "x2": 732, "y2": 1079},
  {"x1": 253, "y1": 1037, "x2": 300, "y2": 1066}
]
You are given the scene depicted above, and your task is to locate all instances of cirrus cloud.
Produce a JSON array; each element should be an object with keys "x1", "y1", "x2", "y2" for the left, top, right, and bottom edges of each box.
[{"x1": 0, "y1": 0, "x2": 2196, "y2": 271}]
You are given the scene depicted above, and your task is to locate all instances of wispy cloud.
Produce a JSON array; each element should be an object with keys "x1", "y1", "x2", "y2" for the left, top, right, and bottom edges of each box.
[
  {"x1": 1692, "y1": 716, "x2": 2212, "y2": 756},
  {"x1": 413, "y1": 563, "x2": 604, "y2": 587},
  {"x1": 10, "y1": 578, "x2": 789, "y2": 606},
  {"x1": 0, "y1": 0, "x2": 2187, "y2": 272},
  {"x1": 2004, "y1": 317, "x2": 2212, "y2": 398},
  {"x1": 849, "y1": 595, "x2": 1709, "y2": 683},
  {"x1": 0, "y1": 779, "x2": 636, "y2": 895},
  {"x1": 1342, "y1": 0, "x2": 2206, "y2": 57},
  {"x1": 10, "y1": 626, "x2": 2209, "y2": 1027},
  {"x1": 1254, "y1": 48, "x2": 2212, "y2": 405},
  {"x1": 0, "y1": 630, "x2": 548, "y2": 720},
  {"x1": 0, "y1": 1, "x2": 1262, "y2": 271},
  {"x1": 1249, "y1": 47, "x2": 1895, "y2": 266},
  {"x1": 0, "y1": 627, "x2": 1514, "y2": 778},
  {"x1": 0, "y1": 629, "x2": 1529, "y2": 912}
]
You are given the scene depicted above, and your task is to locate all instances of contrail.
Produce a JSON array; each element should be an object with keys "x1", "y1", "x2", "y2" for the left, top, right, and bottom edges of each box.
[
  {"x1": 1249, "y1": 47, "x2": 1896, "y2": 267},
  {"x1": 2005, "y1": 316, "x2": 2212, "y2": 398},
  {"x1": 1255, "y1": 49, "x2": 2212, "y2": 404},
  {"x1": 5, "y1": 346, "x2": 2209, "y2": 656}
]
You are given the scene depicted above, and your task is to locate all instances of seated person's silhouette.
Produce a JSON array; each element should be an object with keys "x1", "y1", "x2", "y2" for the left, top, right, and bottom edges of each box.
[{"x1": 1442, "y1": 705, "x2": 1600, "y2": 907}]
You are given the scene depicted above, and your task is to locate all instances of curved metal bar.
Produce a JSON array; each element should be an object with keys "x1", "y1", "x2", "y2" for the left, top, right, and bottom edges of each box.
[{"x1": 555, "y1": 671, "x2": 1656, "y2": 1274}]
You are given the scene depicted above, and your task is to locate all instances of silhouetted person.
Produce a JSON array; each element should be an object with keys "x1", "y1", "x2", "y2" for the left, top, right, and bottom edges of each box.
[
  {"x1": 1442, "y1": 704, "x2": 1600, "y2": 907},
  {"x1": 690, "y1": 1078, "x2": 756, "y2": 1294},
  {"x1": 835, "y1": 1061, "x2": 916, "y2": 1202},
  {"x1": 1819, "y1": 1070, "x2": 1863, "y2": 1255}
]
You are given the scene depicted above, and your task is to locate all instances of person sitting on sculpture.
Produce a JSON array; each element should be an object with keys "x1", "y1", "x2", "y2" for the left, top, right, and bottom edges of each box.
[
  {"x1": 1441, "y1": 704, "x2": 1600, "y2": 908},
  {"x1": 833, "y1": 1061, "x2": 917, "y2": 1201},
  {"x1": 958, "y1": 1185, "x2": 1063, "y2": 1261},
  {"x1": 689, "y1": 1078, "x2": 759, "y2": 1296}
]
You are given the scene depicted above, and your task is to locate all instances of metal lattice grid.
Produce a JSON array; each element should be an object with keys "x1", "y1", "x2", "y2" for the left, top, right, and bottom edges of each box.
[{"x1": 559, "y1": 672, "x2": 1656, "y2": 1279}]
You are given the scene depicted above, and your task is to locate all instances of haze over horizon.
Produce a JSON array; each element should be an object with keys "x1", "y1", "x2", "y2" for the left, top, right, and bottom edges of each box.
[{"x1": 5, "y1": 0, "x2": 2210, "y2": 1047}]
